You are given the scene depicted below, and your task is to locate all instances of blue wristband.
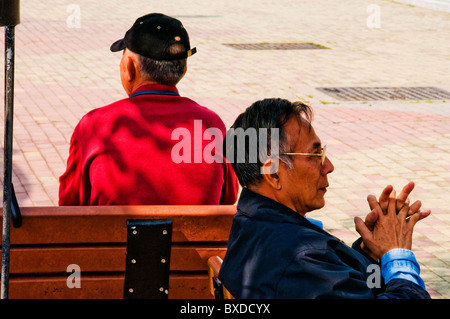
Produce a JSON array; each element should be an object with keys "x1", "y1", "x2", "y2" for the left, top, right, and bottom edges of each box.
[{"x1": 381, "y1": 248, "x2": 425, "y2": 289}]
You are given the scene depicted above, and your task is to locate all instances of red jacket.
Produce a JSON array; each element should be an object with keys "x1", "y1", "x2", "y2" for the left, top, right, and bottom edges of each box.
[{"x1": 59, "y1": 84, "x2": 238, "y2": 205}]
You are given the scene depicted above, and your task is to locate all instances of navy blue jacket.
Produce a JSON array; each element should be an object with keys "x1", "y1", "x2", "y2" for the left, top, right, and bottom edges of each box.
[{"x1": 218, "y1": 188, "x2": 430, "y2": 299}]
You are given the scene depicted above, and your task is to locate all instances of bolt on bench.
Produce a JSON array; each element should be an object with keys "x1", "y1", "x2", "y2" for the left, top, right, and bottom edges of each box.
[{"x1": 0, "y1": 205, "x2": 236, "y2": 299}]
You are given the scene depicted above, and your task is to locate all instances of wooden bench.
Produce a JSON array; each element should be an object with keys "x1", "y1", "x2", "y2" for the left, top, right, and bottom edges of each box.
[
  {"x1": 0, "y1": 205, "x2": 236, "y2": 299},
  {"x1": 207, "y1": 256, "x2": 234, "y2": 299}
]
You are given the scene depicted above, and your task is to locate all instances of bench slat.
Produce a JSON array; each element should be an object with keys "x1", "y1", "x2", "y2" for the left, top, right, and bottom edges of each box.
[
  {"x1": 8, "y1": 273, "x2": 210, "y2": 299},
  {"x1": 10, "y1": 245, "x2": 228, "y2": 273}
]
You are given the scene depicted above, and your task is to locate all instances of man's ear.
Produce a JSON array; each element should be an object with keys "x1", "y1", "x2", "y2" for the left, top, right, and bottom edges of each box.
[
  {"x1": 125, "y1": 55, "x2": 137, "y2": 82},
  {"x1": 261, "y1": 159, "x2": 281, "y2": 190},
  {"x1": 121, "y1": 51, "x2": 138, "y2": 83}
]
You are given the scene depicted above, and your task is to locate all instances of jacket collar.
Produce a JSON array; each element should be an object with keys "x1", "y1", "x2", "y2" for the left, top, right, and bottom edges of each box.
[
  {"x1": 237, "y1": 188, "x2": 325, "y2": 231},
  {"x1": 129, "y1": 83, "x2": 179, "y2": 96}
]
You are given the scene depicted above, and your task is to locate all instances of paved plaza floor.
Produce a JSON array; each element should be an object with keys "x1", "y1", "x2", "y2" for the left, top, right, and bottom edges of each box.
[{"x1": 0, "y1": 0, "x2": 449, "y2": 298}]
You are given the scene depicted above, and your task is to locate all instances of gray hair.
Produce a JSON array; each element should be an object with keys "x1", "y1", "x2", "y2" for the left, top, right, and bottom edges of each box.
[{"x1": 128, "y1": 44, "x2": 187, "y2": 86}]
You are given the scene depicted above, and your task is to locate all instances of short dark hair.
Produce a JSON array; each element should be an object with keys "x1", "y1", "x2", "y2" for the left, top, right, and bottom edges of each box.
[
  {"x1": 134, "y1": 43, "x2": 187, "y2": 86},
  {"x1": 224, "y1": 98, "x2": 312, "y2": 188}
]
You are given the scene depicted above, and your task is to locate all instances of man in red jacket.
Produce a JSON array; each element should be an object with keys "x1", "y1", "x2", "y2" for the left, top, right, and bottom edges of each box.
[{"x1": 59, "y1": 13, "x2": 238, "y2": 205}]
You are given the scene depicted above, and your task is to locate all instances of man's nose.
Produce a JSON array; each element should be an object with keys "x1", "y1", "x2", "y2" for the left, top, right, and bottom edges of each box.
[{"x1": 322, "y1": 156, "x2": 334, "y2": 175}]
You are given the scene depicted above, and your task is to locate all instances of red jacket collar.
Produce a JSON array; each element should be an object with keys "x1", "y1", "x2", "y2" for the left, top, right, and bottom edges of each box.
[{"x1": 129, "y1": 83, "x2": 179, "y2": 96}]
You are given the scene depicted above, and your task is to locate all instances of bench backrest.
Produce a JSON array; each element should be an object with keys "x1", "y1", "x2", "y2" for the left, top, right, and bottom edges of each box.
[{"x1": 0, "y1": 205, "x2": 236, "y2": 299}]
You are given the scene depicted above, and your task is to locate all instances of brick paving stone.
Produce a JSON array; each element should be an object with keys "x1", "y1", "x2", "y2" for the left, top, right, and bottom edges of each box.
[{"x1": 0, "y1": 0, "x2": 448, "y2": 298}]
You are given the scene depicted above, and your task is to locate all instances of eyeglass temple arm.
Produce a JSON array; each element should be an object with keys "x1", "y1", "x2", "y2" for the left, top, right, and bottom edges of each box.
[{"x1": 280, "y1": 153, "x2": 322, "y2": 156}]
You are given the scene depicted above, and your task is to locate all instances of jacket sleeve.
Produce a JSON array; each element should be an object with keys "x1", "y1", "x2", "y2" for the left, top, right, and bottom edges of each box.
[
  {"x1": 219, "y1": 161, "x2": 239, "y2": 205},
  {"x1": 58, "y1": 128, "x2": 90, "y2": 206},
  {"x1": 276, "y1": 246, "x2": 430, "y2": 299},
  {"x1": 378, "y1": 279, "x2": 430, "y2": 299}
]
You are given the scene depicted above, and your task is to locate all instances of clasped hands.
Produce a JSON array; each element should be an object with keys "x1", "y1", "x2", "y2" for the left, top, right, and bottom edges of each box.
[{"x1": 354, "y1": 182, "x2": 431, "y2": 261}]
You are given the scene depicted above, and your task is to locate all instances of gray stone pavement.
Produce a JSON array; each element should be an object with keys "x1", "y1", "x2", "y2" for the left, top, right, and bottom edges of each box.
[{"x1": 0, "y1": 0, "x2": 449, "y2": 298}]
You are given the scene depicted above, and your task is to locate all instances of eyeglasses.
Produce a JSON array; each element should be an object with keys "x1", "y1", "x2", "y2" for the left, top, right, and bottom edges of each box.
[{"x1": 281, "y1": 145, "x2": 327, "y2": 166}]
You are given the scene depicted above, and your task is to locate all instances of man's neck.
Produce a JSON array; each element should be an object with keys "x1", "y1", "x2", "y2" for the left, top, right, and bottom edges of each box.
[
  {"x1": 247, "y1": 184, "x2": 306, "y2": 217},
  {"x1": 127, "y1": 80, "x2": 162, "y2": 95}
]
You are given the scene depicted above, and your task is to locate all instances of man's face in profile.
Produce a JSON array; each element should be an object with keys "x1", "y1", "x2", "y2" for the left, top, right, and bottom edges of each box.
[{"x1": 277, "y1": 116, "x2": 334, "y2": 215}]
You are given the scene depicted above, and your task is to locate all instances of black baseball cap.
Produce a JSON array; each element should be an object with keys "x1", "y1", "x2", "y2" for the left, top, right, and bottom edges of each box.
[{"x1": 110, "y1": 13, "x2": 196, "y2": 61}]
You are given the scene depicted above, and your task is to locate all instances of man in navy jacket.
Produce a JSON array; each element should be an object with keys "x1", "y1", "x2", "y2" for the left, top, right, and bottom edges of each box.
[{"x1": 219, "y1": 98, "x2": 430, "y2": 299}]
